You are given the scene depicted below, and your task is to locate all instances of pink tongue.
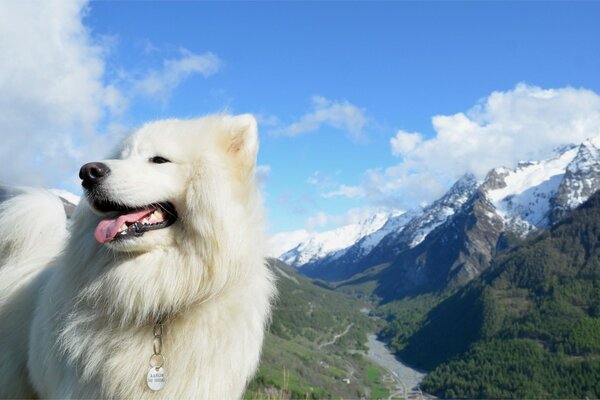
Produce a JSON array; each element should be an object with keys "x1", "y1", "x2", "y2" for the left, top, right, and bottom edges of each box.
[{"x1": 94, "y1": 209, "x2": 155, "y2": 244}]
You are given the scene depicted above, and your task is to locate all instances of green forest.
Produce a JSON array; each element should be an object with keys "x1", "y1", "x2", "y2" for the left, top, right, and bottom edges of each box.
[{"x1": 398, "y1": 192, "x2": 600, "y2": 398}]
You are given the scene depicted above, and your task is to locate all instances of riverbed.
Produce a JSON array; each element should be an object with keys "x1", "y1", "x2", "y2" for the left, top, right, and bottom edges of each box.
[{"x1": 366, "y1": 334, "x2": 427, "y2": 391}]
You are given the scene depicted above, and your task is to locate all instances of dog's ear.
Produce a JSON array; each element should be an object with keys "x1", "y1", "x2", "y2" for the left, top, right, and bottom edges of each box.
[{"x1": 226, "y1": 114, "x2": 259, "y2": 173}]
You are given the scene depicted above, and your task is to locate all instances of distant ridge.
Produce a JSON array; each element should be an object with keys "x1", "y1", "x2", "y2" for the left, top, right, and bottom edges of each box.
[{"x1": 274, "y1": 136, "x2": 600, "y2": 299}]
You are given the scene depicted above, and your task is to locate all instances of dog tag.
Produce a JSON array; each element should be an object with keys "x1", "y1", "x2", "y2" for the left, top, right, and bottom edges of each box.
[{"x1": 147, "y1": 366, "x2": 166, "y2": 391}]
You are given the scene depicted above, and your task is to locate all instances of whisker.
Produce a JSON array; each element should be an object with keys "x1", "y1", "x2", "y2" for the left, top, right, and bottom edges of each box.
[{"x1": 157, "y1": 202, "x2": 177, "y2": 217}]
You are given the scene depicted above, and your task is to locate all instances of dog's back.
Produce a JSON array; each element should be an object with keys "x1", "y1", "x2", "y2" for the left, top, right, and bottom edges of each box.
[{"x1": 0, "y1": 189, "x2": 68, "y2": 398}]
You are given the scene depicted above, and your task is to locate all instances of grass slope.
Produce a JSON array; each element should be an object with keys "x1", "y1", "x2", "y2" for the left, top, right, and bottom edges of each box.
[{"x1": 244, "y1": 259, "x2": 391, "y2": 399}]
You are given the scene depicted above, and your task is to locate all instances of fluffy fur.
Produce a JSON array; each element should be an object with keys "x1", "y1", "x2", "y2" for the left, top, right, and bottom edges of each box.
[{"x1": 0, "y1": 114, "x2": 275, "y2": 399}]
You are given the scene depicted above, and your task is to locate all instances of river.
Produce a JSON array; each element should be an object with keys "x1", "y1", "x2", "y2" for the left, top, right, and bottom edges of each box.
[{"x1": 366, "y1": 334, "x2": 427, "y2": 392}]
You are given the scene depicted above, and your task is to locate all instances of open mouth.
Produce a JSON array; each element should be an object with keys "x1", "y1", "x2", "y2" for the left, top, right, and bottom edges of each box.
[{"x1": 92, "y1": 201, "x2": 177, "y2": 244}]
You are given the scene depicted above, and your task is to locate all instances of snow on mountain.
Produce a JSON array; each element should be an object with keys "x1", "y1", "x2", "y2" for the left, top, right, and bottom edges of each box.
[
  {"x1": 406, "y1": 173, "x2": 479, "y2": 248},
  {"x1": 555, "y1": 137, "x2": 600, "y2": 211},
  {"x1": 276, "y1": 174, "x2": 479, "y2": 271},
  {"x1": 355, "y1": 210, "x2": 418, "y2": 256},
  {"x1": 485, "y1": 146, "x2": 579, "y2": 232},
  {"x1": 274, "y1": 136, "x2": 600, "y2": 274},
  {"x1": 275, "y1": 174, "x2": 479, "y2": 271},
  {"x1": 278, "y1": 210, "x2": 404, "y2": 267},
  {"x1": 268, "y1": 230, "x2": 311, "y2": 258},
  {"x1": 370, "y1": 173, "x2": 479, "y2": 260}
]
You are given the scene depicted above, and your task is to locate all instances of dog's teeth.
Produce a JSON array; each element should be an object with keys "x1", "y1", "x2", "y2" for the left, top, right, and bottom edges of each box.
[
  {"x1": 118, "y1": 223, "x2": 127, "y2": 232},
  {"x1": 150, "y1": 210, "x2": 165, "y2": 223}
]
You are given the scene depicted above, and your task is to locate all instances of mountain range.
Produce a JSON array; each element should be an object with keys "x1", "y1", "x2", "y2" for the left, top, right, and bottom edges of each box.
[{"x1": 275, "y1": 137, "x2": 600, "y2": 299}]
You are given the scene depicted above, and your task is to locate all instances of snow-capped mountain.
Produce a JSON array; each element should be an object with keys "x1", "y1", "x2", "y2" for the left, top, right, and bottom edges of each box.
[
  {"x1": 278, "y1": 211, "x2": 404, "y2": 267},
  {"x1": 274, "y1": 136, "x2": 600, "y2": 290},
  {"x1": 551, "y1": 137, "x2": 600, "y2": 223},
  {"x1": 483, "y1": 145, "x2": 579, "y2": 233},
  {"x1": 376, "y1": 173, "x2": 479, "y2": 252},
  {"x1": 278, "y1": 173, "x2": 480, "y2": 281},
  {"x1": 373, "y1": 137, "x2": 600, "y2": 298},
  {"x1": 296, "y1": 210, "x2": 419, "y2": 280}
]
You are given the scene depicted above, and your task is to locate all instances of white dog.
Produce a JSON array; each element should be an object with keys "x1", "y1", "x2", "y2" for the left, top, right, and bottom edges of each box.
[{"x1": 0, "y1": 114, "x2": 275, "y2": 398}]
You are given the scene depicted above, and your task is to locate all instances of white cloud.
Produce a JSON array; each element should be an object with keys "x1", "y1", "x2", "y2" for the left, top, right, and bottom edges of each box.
[
  {"x1": 321, "y1": 184, "x2": 366, "y2": 199},
  {"x1": 339, "y1": 206, "x2": 392, "y2": 225},
  {"x1": 304, "y1": 206, "x2": 396, "y2": 232},
  {"x1": 306, "y1": 171, "x2": 323, "y2": 186},
  {"x1": 256, "y1": 164, "x2": 271, "y2": 188},
  {"x1": 306, "y1": 170, "x2": 339, "y2": 188},
  {"x1": 133, "y1": 48, "x2": 221, "y2": 103},
  {"x1": 306, "y1": 211, "x2": 331, "y2": 230},
  {"x1": 306, "y1": 170, "x2": 366, "y2": 200},
  {"x1": 305, "y1": 208, "x2": 368, "y2": 230},
  {"x1": 267, "y1": 229, "x2": 310, "y2": 257},
  {"x1": 277, "y1": 96, "x2": 368, "y2": 141},
  {"x1": 357, "y1": 83, "x2": 600, "y2": 208},
  {"x1": 0, "y1": 0, "x2": 121, "y2": 188},
  {"x1": 0, "y1": 2, "x2": 223, "y2": 190},
  {"x1": 255, "y1": 113, "x2": 280, "y2": 128},
  {"x1": 390, "y1": 130, "x2": 423, "y2": 156}
]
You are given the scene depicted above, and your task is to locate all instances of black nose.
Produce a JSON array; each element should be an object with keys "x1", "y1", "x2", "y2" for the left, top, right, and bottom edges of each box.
[{"x1": 79, "y1": 162, "x2": 110, "y2": 189}]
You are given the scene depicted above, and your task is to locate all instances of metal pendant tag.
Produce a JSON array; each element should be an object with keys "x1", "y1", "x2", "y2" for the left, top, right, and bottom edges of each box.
[{"x1": 147, "y1": 366, "x2": 166, "y2": 391}]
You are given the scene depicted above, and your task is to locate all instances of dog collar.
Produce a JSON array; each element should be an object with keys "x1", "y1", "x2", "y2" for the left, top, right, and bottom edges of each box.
[{"x1": 147, "y1": 320, "x2": 166, "y2": 391}]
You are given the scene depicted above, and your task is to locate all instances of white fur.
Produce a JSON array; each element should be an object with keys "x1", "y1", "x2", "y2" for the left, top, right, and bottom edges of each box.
[{"x1": 0, "y1": 114, "x2": 275, "y2": 399}]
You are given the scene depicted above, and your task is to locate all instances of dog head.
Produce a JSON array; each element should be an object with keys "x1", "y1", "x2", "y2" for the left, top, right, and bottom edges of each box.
[
  {"x1": 74, "y1": 114, "x2": 267, "y2": 323},
  {"x1": 81, "y1": 113, "x2": 259, "y2": 250}
]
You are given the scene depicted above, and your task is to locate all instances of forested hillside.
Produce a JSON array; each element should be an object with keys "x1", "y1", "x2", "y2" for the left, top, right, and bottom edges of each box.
[{"x1": 400, "y1": 191, "x2": 600, "y2": 398}]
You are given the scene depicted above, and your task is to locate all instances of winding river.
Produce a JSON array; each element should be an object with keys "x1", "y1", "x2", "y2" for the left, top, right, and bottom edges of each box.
[{"x1": 366, "y1": 334, "x2": 427, "y2": 392}]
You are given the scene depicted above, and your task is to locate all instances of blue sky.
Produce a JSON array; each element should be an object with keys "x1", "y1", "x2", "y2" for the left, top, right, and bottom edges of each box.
[{"x1": 2, "y1": 1, "x2": 600, "y2": 234}]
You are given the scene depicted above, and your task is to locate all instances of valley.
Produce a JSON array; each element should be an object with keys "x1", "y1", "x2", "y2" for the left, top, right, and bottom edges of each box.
[
  {"x1": 366, "y1": 334, "x2": 427, "y2": 399},
  {"x1": 245, "y1": 261, "x2": 434, "y2": 399},
  {"x1": 244, "y1": 260, "x2": 395, "y2": 399}
]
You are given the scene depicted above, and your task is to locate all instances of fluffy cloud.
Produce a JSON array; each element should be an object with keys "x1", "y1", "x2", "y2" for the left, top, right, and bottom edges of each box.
[
  {"x1": 305, "y1": 206, "x2": 394, "y2": 231},
  {"x1": 255, "y1": 164, "x2": 271, "y2": 189},
  {"x1": 306, "y1": 211, "x2": 331, "y2": 230},
  {"x1": 338, "y1": 84, "x2": 600, "y2": 209},
  {"x1": 133, "y1": 49, "x2": 221, "y2": 103},
  {"x1": 0, "y1": 0, "x2": 120, "y2": 188},
  {"x1": 0, "y1": 2, "x2": 221, "y2": 190},
  {"x1": 321, "y1": 184, "x2": 366, "y2": 199},
  {"x1": 390, "y1": 130, "x2": 423, "y2": 156},
  {"x1": 255, "y1": 113, "x2": 281, "y2": 128},
  {"x1": 276, "y1": 96, "x2": 368, "y2": 141},
  {"x1": 416, "y1": 84, "x2": 600, "y2": 179},
  {"x1": 267, "y1": 229, "x2": 311, "y2": 257}
]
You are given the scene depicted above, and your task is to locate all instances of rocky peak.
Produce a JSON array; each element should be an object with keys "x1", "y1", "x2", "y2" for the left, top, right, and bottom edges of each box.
[
  {"x1": 480, "y1": 167, "x2": 510, "y2": 192},
  {"x1": 374, "y1": 173, "x2": 480, "y2": 252},
  {"x1": 443, "y1": 173, "x2": 479, "y2": 204},
  {"x1": 550, "y1": 138, "x2": 600, "y2": 223}
]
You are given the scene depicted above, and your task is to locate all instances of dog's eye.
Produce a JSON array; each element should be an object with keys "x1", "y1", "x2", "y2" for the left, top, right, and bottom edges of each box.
[{"x1": 149, "y1": 156, "x2": 171, "y2": 164}]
